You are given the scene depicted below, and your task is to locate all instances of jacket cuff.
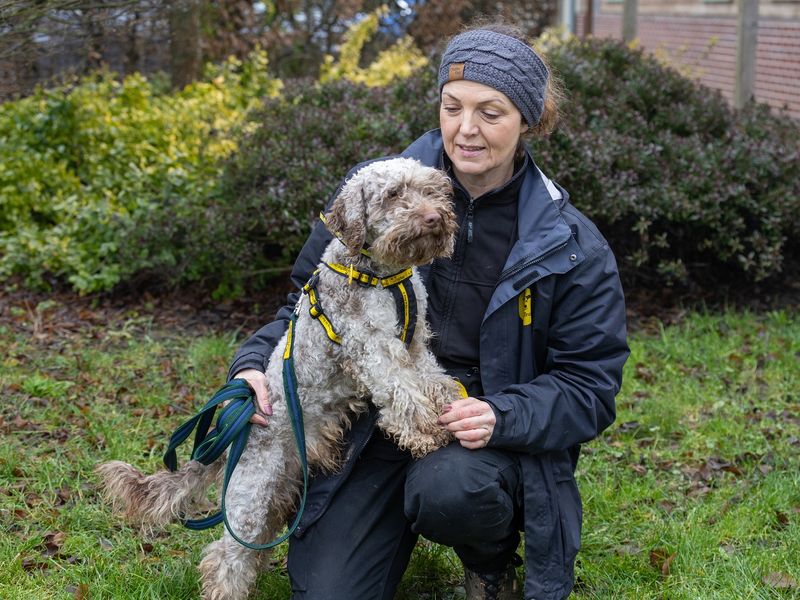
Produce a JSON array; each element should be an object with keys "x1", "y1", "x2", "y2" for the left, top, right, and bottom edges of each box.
[
  {"x1": 481, "y1": 394, "x2": 514, "y2": 447},
  {"x1": 227, "y1": 352, "x2": 268, "y2": 382}
]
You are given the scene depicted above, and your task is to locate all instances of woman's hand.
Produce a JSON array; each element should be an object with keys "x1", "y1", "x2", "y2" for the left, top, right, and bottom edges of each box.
[
  {"x1": 437, "y1": 397, "x2": 496, "y2": 449},
  {"x1": 232, "y1": 369, "x2": 272, "y2": 426}
]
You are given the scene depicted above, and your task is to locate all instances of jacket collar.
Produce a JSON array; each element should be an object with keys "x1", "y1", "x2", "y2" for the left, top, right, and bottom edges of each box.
[
  {"x1": 403, "y1": 129, "x2": 577, "y2": 256},
  {"x1": 403, "y1": 129, "x2": 584, "y2": 320}
]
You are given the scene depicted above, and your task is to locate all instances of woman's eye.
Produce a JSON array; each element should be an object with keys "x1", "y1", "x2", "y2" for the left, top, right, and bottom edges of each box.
[
  {"x1": 482, "y1": 112, "x2": 501, "y2": 120},
  {"x1": 442, "y1": 106, "x2": 460, "y2": 114}
]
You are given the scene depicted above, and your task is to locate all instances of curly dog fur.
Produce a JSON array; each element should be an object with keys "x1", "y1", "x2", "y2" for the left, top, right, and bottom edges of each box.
[{"x1": 97, "y1": 157, "x2": 463, "y2": 600}]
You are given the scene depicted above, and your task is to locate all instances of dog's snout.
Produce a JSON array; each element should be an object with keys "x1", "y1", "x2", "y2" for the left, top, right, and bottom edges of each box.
[{"x1": 422, "y1": 211, "x2": 441, "y2": 229}]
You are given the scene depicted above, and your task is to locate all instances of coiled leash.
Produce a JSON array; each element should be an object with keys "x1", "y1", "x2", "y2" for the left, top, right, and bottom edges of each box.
[{"x1": 162, "y1": 313, "x2": 308, "y2": 550}]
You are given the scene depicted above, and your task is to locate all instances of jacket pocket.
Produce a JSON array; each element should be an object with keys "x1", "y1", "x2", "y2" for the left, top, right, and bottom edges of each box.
[{"x1": 553, "y1": 452, "x2": 582, "y2": 569}]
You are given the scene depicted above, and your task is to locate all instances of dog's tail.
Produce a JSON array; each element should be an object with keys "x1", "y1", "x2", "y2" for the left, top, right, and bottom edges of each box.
[{"x1": 95, "y1": 459, "x2": 221, "y2": 527}]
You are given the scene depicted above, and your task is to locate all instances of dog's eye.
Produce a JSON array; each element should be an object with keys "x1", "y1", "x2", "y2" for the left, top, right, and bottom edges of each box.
[{"x1": 385, "y1": 187, "x2": 400, "y2": 201}]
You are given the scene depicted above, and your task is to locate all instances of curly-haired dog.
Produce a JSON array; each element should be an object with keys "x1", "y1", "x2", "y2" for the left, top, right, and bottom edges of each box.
[{"x1": 97, "y1": 157, "x2": 463, "y2": 600}]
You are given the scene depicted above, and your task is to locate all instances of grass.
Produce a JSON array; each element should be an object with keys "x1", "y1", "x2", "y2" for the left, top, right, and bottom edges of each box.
[{"x1": 0, "y1": 304, "x2": 798, "y2": 599}]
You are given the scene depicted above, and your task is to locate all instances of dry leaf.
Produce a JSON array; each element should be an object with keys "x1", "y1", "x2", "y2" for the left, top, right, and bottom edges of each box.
[{"x1": 763, "y1": 572, "x2": 798, "y2": 589}]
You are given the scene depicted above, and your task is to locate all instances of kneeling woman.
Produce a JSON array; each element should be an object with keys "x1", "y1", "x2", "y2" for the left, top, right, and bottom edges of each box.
[{"x1": 229, "y1": 20, "x2": 630, "y2": 600}]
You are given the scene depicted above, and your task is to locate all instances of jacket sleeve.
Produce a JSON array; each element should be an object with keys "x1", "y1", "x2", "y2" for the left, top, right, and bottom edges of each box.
[
  {"x1": 484, "y1": 245, "x2": 630, "y2": 453},
  {"x1": 226, "y1": 220, "x2": 333, "y2": 381}
]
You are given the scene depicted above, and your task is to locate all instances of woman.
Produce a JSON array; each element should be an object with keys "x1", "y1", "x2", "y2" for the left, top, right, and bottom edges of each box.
[{"x1": 227, "y1": 22, "x2": 629, "y2": 600}]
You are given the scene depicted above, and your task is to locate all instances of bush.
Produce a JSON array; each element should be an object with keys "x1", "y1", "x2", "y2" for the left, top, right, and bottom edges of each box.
[
  {"x1": 215, "y1": 37, "x2": 799, "y2": 294},
  {"x1": 0, "y1": 50, "x2": 280, "y2": 294},
  {"x1": 531, "y1": 35, "x2": 800, "y2": 287},
  {"x1": 2, "y1": 36, "x2": 797, "y2": 296},
  {"x1": 210, "y1": 71, "x2": 439, "y2": 289}
]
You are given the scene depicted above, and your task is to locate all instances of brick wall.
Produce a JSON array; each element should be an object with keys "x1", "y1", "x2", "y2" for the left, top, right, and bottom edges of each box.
[{"x1": 591, "y1": 12, "x2": 800, "y2": 119}]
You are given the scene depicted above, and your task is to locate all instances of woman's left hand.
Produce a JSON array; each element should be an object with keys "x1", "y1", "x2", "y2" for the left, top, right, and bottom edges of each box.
[{"x1": 438, "y1": 397, "x2": 496, "y2": 450}]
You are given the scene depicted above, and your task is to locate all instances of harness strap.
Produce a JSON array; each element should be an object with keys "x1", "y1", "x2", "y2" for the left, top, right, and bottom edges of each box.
[
  {"x1": 323, "y1": 261, "x2": 414, "y2": 288},
  {"x1": 302, "y1": 271, "x2": 341, "y2": 344},
  {"x1": 387, "y1": 282, "x2": 417, "y2": 347},
  {"x1": 162, "y1": 319, "x2": 309, "y2": 550},
  {"x1": 323, "y1": 262, "x2": 417, "y2": 348}
]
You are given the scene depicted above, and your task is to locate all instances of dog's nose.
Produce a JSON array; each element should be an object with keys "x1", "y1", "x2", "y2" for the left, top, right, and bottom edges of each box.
[{"x1": 422, "y1": 212, "x2": 441, "y2": 228}]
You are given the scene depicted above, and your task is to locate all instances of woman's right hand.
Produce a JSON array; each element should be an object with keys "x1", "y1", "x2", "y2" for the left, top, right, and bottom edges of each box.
[{"x1": 232, "y1": 368, "x2": 272, "y2": 426}]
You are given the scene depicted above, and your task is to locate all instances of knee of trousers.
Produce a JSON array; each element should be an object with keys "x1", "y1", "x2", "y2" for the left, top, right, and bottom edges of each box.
[{"x1": 403, "y1": 446, "x2": 518, "y2": 546}]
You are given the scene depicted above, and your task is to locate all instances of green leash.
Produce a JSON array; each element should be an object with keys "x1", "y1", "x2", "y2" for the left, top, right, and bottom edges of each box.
[{"x1": 163, "y1": 313, "x2": 308, "y2": 550}]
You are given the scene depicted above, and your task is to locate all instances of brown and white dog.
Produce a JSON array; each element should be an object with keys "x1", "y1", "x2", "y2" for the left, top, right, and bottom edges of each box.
[{"x1": 97, "y1": 157, "x2": 463, "y2": 600}]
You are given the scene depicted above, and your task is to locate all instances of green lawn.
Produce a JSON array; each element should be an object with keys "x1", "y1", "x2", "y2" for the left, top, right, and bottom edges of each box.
[{"x1": 0, "y1": 303, "x2": 798, "y2": 599}]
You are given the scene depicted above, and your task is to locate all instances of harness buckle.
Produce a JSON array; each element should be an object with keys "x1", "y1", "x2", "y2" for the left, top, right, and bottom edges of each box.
[{"x1": 353, "y1": 272, "x2": 375, "y2": 288}]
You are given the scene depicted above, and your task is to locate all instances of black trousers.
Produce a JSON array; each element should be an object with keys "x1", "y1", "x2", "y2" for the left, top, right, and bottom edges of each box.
[{"x1": 287, "y1": 430, "x2": 522, "y2": 600}]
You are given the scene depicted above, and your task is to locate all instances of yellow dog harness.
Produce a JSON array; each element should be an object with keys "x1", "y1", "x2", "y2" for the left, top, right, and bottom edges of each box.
[{"x1": 301, "y1": 263, "x2": 418, "y2": 349}]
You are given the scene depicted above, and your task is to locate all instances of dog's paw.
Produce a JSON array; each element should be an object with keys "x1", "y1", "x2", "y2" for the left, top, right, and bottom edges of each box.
[
  {"x1": 426, "y1": 376, "x2": 466, "y2": 408},
  {"x1": 406, "y1": 429, "x2": 452, "y2": 459}
]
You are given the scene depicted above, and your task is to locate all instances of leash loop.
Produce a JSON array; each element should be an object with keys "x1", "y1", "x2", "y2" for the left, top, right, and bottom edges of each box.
[{"x1": 162, "y1": 321, "x2": 310, "y2": 549}]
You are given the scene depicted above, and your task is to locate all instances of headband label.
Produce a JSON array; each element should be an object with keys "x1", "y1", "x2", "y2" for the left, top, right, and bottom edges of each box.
[{"x1": 448, "y1": 63, "x2": 465, "y2": 81}]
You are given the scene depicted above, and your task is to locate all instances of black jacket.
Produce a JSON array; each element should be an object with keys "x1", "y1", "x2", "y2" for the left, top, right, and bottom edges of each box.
[{"x1": 228, "y1": 130, "x2": 630, "y2": 600}]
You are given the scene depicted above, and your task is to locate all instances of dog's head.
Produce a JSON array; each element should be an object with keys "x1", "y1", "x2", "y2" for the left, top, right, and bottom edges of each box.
[{"x1": 324, "y1": 158, "x2": 457, "y2": 269}]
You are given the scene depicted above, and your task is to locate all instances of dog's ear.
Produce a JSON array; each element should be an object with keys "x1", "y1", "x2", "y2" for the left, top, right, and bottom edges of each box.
[{"x1": 324, "y1": 178, "x2": 367, "y2": 255}]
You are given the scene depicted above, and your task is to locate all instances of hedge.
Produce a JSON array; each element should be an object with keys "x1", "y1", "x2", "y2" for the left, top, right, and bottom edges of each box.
[
  {"x1": 1, "y1": 37, "x2": 797, "y2": 296},
  {"x1": 218, "y1": 37, "x2": 799, "y2": 292},
  {"x1": 0, "y1": 51, "x2": 280, "y2": 294}
]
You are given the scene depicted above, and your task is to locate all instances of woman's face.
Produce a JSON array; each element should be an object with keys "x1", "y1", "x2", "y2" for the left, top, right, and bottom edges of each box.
[{"x1": 440, "y1": 80, "x2": 529, "y2": 195}]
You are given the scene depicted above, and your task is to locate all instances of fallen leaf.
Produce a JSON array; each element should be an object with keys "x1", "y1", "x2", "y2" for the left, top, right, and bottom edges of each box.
[
  {"x1": 43, "y1": 531, "x2": 66, "y2": 556},
  {"x1": 615, "y1": 542, "x2": 640, "y2": 556},
  {"x1": 634, "y1": 364, "x2": 656, "y2": 383},
  {"x1": 21, "y1": 557, "x2": 49, "y2": 572},
  {"x1": 54, "y1": 487, "x2": 72, "y2": 506},
  {"x1": 618, "y1": 421, "x2": 641, "y2": 433},
  {"x1": 658, "y1": 500, "x2": 675, "y2": 513},
  {"x1": 649, "y1": 548, "x2": 676, "y2": 577},
  {"x1": 630, "y1": 464, "x2": 647, "y2": 475},
  {"x1": 763, "y1": 572, "x2": 798, "y2": 589}
]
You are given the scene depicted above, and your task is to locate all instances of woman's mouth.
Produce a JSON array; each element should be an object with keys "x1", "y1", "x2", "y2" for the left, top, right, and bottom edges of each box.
[{"x1": 457, "y1": 144, "x2": 484, "y2": 158}]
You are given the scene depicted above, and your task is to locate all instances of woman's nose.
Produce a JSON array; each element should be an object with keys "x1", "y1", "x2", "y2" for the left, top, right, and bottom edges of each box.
[{"x1": 458, "y1": 111, "x2": 478, "y2": 135}]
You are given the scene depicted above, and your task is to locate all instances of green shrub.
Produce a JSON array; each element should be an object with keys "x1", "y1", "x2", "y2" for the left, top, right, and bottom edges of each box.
[
  {"x1": 210, "y1": 71, "x2": 439, "y2": 288},
  {"x1": 0, "y1": 51, "x2": 280, "y2": 293},
  {"x1": 531, "y1": 36, "x2": 800, "y2": 286},
  {"x1": 214, "y1": 37, "x2": 798, "y2": 293},
  {"x1": 2, "y1": 36, "x2": 797, "y2": 295}
]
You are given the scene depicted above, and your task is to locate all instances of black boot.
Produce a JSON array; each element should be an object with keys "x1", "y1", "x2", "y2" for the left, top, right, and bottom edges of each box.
[{"x1": 463, "y1": 555, "x2": 523, "y2": 600}]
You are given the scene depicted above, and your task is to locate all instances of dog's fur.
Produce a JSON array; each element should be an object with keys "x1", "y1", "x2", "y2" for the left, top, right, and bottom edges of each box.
[{"x1": 97, "y1": 157, "x2": 463, "y2": 600}]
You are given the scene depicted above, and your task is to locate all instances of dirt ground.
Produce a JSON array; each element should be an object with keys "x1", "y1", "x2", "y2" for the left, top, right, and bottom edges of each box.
[{"x1": 1, "y1": 274, "x2": 798, "y2": 342}]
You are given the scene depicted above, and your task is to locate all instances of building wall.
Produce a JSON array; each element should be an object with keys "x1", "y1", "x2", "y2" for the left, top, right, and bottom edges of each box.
[{"x1": 589, "y1": 3, "x2": 800, "y2": 119}]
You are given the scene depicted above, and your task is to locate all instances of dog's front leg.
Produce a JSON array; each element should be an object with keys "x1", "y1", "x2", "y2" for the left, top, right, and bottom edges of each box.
[{"x1": 342, "y1": 337, "x2": 459, "y2": 458}]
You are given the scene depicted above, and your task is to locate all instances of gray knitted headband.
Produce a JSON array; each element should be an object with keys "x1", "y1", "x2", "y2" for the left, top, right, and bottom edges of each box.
[{"x1": 438, "y1": 30, "x2": 549, "y2": 126}]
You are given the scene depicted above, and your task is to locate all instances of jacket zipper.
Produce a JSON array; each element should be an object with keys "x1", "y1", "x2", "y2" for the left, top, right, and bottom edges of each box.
[
  {"x1": 498, "y1": 240, "x2": 569, "y2": 282},
  {"x1": 466, "y1": 199, "x2": 475, "y2": 244}
]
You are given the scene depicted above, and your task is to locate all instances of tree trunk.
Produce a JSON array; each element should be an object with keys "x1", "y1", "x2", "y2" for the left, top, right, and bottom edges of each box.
[{"x1": 169, "y1": 0, "x2": 202, "y2": 90}]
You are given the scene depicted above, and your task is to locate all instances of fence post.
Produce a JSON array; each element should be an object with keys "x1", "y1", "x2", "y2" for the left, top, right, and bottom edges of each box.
[
  {"x1": 562, "y1": 0, "x2": 577, "y2": 36},
  {"x1": 735, "y1": 0, "x2": 759, "y2": 109},
  {"x1": 622, "y1": 0, "x2": 638, "y2": 42}
]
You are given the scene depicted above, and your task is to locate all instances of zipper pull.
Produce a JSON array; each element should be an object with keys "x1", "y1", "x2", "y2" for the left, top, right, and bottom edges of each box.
[{"x1": 466, "y1": 201, "x2": 474, "y2": 244}]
